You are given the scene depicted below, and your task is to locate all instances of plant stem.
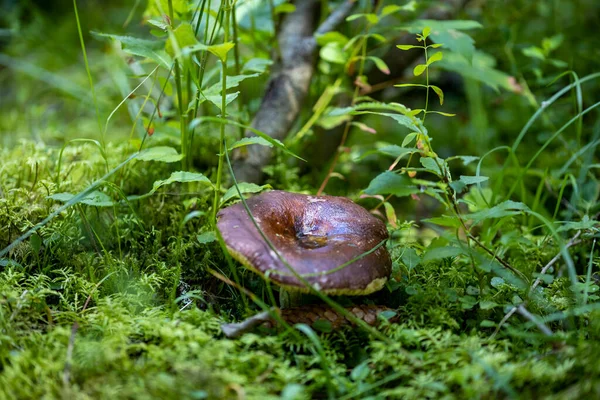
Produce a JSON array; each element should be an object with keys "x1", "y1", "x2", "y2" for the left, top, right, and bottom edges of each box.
[
  {"x1": 212, "y1": 2, "x2": 231, "y2": 224},
  {"x1": 168, "y1": 0, "x2": 188, "y2": 171}
]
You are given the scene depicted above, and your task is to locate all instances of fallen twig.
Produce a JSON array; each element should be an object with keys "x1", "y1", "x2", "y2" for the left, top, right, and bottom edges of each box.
[{"x1": 491, "y1": 231, "x2": 583, "y2": 339}]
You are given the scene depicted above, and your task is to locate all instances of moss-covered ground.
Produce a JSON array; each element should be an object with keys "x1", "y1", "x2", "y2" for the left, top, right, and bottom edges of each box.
[{"x1": 1, "y1": 142, "x2": 600, "y2": 399}]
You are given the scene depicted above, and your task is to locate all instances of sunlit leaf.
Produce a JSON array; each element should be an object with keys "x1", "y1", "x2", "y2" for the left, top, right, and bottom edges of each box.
[
  {"x1": 136, "y1": 146, "x2": 183, "y2": 163},
  {"x1": 364, "y1": 171, "x2": 419, "y2": 197},
  {"x1": 430, "y1": 85, "x2": 444, "y2": 105}
]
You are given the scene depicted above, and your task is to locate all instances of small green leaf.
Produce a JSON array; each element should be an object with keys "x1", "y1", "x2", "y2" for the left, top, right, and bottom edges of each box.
[
  {"x1": 413, "y1": 64, "x2": 427, "y2": 76},
  {"x1": 427, "y1": 51, "x2": 443, "y2": 65},
  {"x1": 30, "y1": 233, "x2": 42, "y2": 253},
  {"x1": 152, "y1": 171, "x2": 213, "y2": 192},
  {"x1": 347, "y1": 13, "x2": 379, "y2": 24},
  {"x1": 401, "y1": 247, "x2": 421, "y2": 270},
  {"x1": 228, "y1": 137, "x2": 275, "y2": 151},
  {"x1": 48, "y1": 191, "x2": 115, "y2": 207},
  {"x1": 522, "y1": 46, "x2": 546, "y2": 61},
  {"x1": 459, "y1": 175, "x2": 489, "y2": 185},
  {"x1": 383, "y1": 202, "x2": 397, "y2": 227},
  {"x1": 207, "y1": 42, "x2": 235, "y2": 61},
  {"x1": 428, "y1": 111, "x2": 456, "y2": 117},
  {"x1": 402, "y1": 132, "x2": 418, "y2": 146},
  {"x1": 316, "y1": 31, "x2": 349, "y2": 47},
  {"x1": 422, "y1": 26, "x2": 431, "y2": 38},
  {"x1": 367, "y1": 56, "x2": 390, "y2": 75},
  {"x1": 274, "y1": 3, "x2": 295, "y2": 14},
  {"x1": 465, "y1": 200, "x2": 530, "y2": 224},
  {"x1": 312, "y1": 319, "x2": 333, "y2": 333},
  {"x1": 221, "y1": 183, "x2": 270, "y2": 205},
  {"x1": 423, "y1": 216, "x2": 462, "y2": 228},
  {"x1": 430, "y1": 85, "x2": 444, "y2": 105},
  {"x1": 397, "y1": 44, "x2": 420, "y2": 50},
  {"x1": 136, "y1": 146, "x2": 183, "y2": 163},
  {"x1": 351, "y1": 361, "x2": 370, "y2": 382},
  {"x1": 197, "y1": 231, "x2": 216, "y2": 244},
  {"x1": 320, "y1": 42, "x2": 347, "y2": 64},
  {"x1": 166, "y1": 22, "x2": 200, "y2": 57},
  {"x1": 395, "y1": 83, "x2": 427, "y2": 88},
  {"x1": 420, "y1": 157, "x2": 443, "y2": 176},
  {"x1": 422, "y1": 246, "x2": 463, "y2": 263},
  {"x1": 429, "y1": 43, "x2": 443, "y2": 48},
  {"x1": 364, "y1": 171, "x2": 418, "y2": 197}
]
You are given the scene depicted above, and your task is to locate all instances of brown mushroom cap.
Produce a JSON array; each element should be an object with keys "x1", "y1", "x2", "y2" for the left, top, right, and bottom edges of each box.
[{"x1": 216, "y1": 190, "x2": 392, "y2": 295}]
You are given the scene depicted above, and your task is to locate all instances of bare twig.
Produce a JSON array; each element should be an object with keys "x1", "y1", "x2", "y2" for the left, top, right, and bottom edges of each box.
[
  {"x1": 530, "y1": 231, "x2": 582, "y2": 293},
  {"x1": 221, "y1": 310, "x2": 276, "y2": 339},
  {"x1": 516, "y1": 304, "x2": 553, "y2": 336},
  {"x1": 491, "y1": 231, "x2": 583, "y2": 339}
]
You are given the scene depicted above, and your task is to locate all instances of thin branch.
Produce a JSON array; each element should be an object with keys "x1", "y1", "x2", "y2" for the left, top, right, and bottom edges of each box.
[
  {"x1": 491, "y1": 231, "x2": 583, "y2": 339},
  {"x1": 516, "y1": 304, "x2": 553, "y2": 336}
]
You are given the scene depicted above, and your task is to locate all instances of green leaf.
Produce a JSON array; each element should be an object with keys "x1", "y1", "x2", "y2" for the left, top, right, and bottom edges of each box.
[
  {"x1": 93, "y1": 32, "x2": 171, "y2": 68},
  {"x1": 367, "y1": 56, "x2": 390, "y2": 75},
  {"x1": 364, "y1": 171, "x2": 418, "y2": 197},
  {"x1": 556, "y1": 215, "x2": 598, "y2": 232},
  {"x1": 430, "y1": 85, "x2": 444, "y2": 105},
  {"x1": 320, "y1": 42, "x2": 347, "y2": 64},
  {"x1": 166, "y1": 22, "x2": 200, "y2": 57},
  {"x1": 428, "y1": 111, "x2": 456, "y2": 117},
  {"x1": 402, "y1": 132, "x2": 418, "y2": 147},
  {"x1": 427, "y1": 51, "x2": 443, "y2": 65},
  {"x1": 358, "y1": 112, "x2": 419, "y2": 132},
  {"x1": 274, "y1": 3, "x2": 295, "y2": 14},
  {"x1": 420, "y1": 157, "x2": 444, "y2": 176},
  {"x1": 465, "y1": 200, "x2": 530, "y2": 224},
  {"x1": 30, "y1": 233, "x2": 42, "y2": 253},
  {"x1": 383, "y1": 202, "x2": 397, "y2": 226},
  {"x1": 205, "y1": 92, "x2": 239, "y2": 111},
  {"x1": 207, "y1": 42, "x2": 235, "y2": 62},
  {"x1": 423, "y1": 216, "x2": 462, "y2": 228},
  {"x1": 522, "y1": 46, "x2": 546, "y2": 61},
  {"x1": 437, "y1": 51, "x2": 515, "y2": 92},
  {"x1": 316, "y1": 31, "x2": 349, "y2": 47},
  {"x1": 401, "y1": 247, "x2": 421, "y2": 270},
  {"x1": 242, "y1": 58, "x2": 273, "y2": 74},
  {"x1": 422, "y1": 246, "x2": 463, "y2": 263},
  {"x1": 228, "y1": 137, "x2": 276, "y2": 151},
  {"x1": 221, "y1": 183, "x2": 270, "y2": 206},
  {"x1": 479, "y1": 300, "x2": 499, "y2": 310},
  {"x1": 48, "y1": 190, "x2": 115, "y2": 207},
  {"x1": 197, "y1": 231, "x2": 216, "y2": 244},
  {"x1": 347, "y1": 13, "x2": 379, "y2": 24},
  {"x1": 189, "y1": 117, "x2": 305, "y2": 161},
  {"x1": 381, "y1": 5, "x2": 402, "y2": 18},
  {"x1": 135, "y1": 146, "x2": 183, "y2": 163},
  {"x1": 397, "y1": 44, "x2": 421, "y2": 51},
  {"x1": 395, "y1": 83, "x2": 426, "y2": 88},
  {"x1": 413, "y1": 64, "x2": 427, "y2": 76},
  {"x1": 152, "y1": 171, "x2": 213, "y2": 193},
  {"x1": 422, "y1": 26, "x2": 431, "y2": 39},
  {"x1": 401, "y1": 20, "x2": 482, "y2": 61},
  {"x1": 364, "y1": 145, "x2": 417, "y2": 160},
  {"x1": 459, "y1": 175, "x2": 489, "y2": 185}
]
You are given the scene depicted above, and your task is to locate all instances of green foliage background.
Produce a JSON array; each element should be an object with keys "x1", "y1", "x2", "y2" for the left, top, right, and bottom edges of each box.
[{"x1": 1, "y1": 0, "x2": 599, "y2": 399}]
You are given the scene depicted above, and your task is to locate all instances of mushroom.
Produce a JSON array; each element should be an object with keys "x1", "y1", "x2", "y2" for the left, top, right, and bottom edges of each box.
[{"x1": 216, "y1": 190, "x2": 392, "y2": 296}]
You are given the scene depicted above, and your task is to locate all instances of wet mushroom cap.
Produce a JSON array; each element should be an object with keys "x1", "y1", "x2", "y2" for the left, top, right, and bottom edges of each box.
[{"x1": 216, "y1": 190, "x2": 392, "y2": 295}]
